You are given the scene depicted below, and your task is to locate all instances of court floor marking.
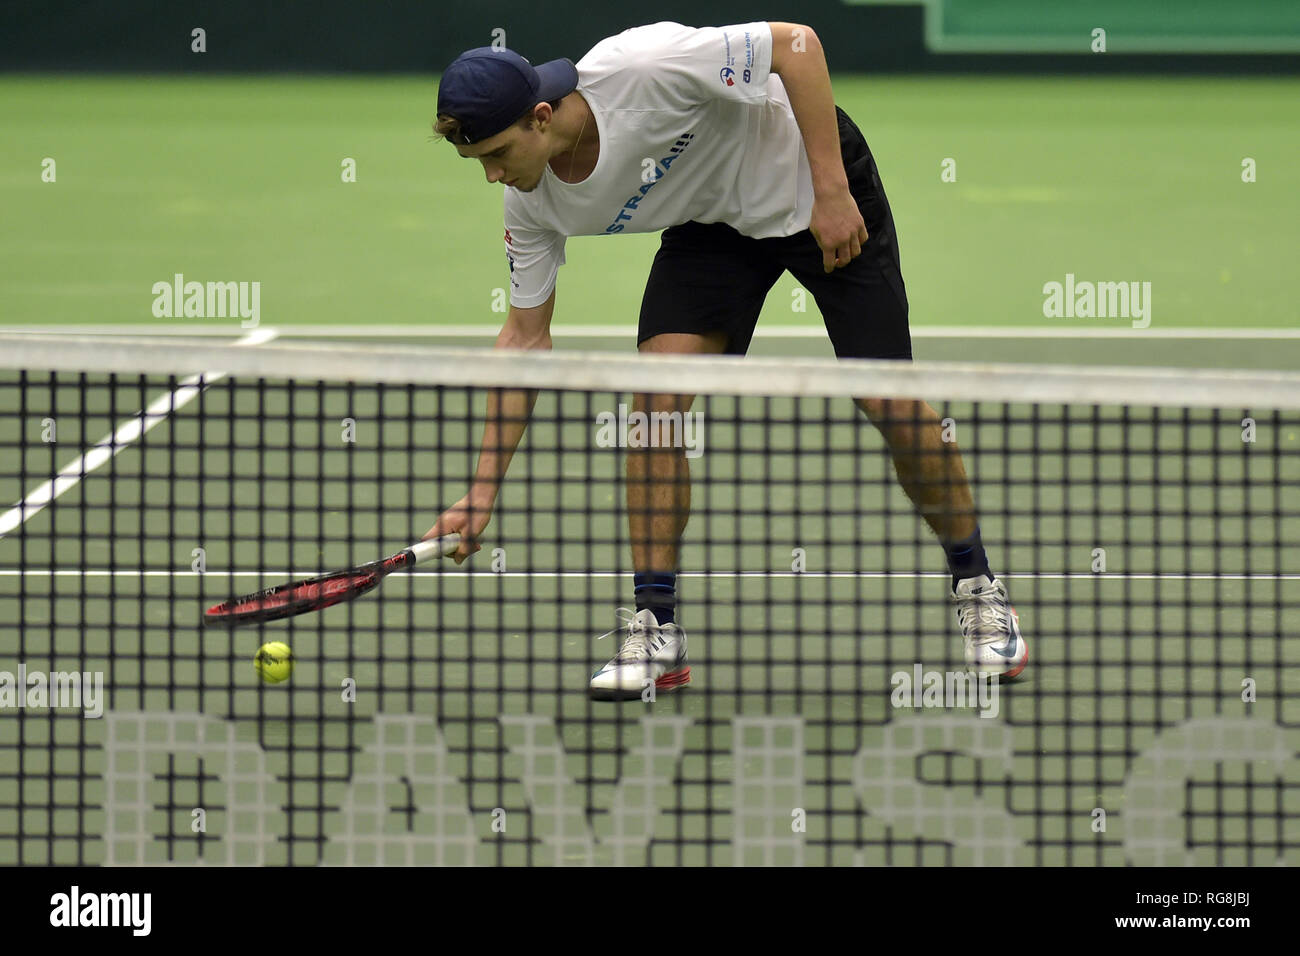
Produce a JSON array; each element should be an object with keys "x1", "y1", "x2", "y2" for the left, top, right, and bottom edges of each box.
[
  {"x1": 1, "y1": 569, "x2": 1295, "y2": 581},
  {"x1": 0, "y1": 328, "x2": 279, "y2": 538},
  {"x1": 2, "y1": 325, "x2": 1299, "y2": 340}
]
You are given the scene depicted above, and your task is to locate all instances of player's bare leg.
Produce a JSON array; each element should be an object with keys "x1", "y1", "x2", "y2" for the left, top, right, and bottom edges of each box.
[
  {"x1": 855, "y1": 397, "x2": 975, "y2": 542},
  {"x1": 857, "y1": 396, "x2": 1028, "y2": 677},
  {"x1": 628, "y1": 330, "x2": 726, "y2": 578},
  {"x1": 627, "y1": 389, "x2": 695, "y2": 577},
  {"x1": 590, "y1": 331, "x2": 723, "y2": 699}
]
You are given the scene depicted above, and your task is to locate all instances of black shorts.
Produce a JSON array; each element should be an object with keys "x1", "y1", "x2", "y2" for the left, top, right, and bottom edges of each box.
[{"x1": 638, "y1": 106, "x2": 910, "y2": 360}]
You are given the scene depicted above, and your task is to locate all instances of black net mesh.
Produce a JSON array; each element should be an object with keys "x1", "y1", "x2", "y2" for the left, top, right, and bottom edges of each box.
[{"x1": 1, "y1": 341, "x2": 1297, "y2": 866}]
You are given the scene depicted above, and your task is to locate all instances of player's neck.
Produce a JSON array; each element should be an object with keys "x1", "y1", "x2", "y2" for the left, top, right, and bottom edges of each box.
[{"x1": 548, "y1": 93, "x2": 598, "y2": 184}]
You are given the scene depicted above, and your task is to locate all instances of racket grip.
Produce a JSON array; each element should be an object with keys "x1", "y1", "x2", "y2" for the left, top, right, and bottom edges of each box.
[{"x1": 408, "y1": 535, "x2": 462, "y2": 564}]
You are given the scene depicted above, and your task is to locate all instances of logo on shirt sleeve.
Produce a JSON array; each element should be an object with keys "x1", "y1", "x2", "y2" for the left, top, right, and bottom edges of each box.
[{"x1": 721, "y1": 30, "x2": 754, "y2": 85}]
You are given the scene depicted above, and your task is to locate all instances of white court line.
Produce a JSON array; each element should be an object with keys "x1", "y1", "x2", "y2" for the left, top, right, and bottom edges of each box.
[
  {"x1": 2, "y1": 324, "x2": 1299, "y2": 340},
  {"x1": 1, "y1": 569, "x2": 1296, "y2": 582},
  {"x1": 0, "y1": 327, "x2": 279, "y2": 538}
]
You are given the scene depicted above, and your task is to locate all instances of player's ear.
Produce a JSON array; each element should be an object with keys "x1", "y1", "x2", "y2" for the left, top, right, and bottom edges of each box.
[{"x1": 526, "y1": 101, "x2": 554, "y2": 133}]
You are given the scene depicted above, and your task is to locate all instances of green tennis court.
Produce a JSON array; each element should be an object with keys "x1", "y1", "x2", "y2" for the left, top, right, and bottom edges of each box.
[{"x1": 2, "y1": 74, "x2": 1298, "y2": 337}]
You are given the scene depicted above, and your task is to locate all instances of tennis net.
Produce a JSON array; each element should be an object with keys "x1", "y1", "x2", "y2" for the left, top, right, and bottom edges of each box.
[{"x1": 1, "y1": 335, "x2": 1297, "y2": 867}]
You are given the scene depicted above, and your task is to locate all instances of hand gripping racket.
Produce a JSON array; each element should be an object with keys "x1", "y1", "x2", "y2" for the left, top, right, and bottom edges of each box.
[{"x1": 202, "y1": 535, "x2": 461, "y2": 627}]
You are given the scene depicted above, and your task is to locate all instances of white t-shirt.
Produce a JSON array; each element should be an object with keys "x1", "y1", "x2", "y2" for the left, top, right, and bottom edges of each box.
[{"x1": 503, "y1": 21, "x2": 815, "y2": 308}]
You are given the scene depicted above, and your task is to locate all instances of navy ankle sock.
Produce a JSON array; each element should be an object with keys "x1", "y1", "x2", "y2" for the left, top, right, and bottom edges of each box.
[
  {"x1": 944, "y1": 527, "x2": 993, "y2": 590},
  {"x1": 634, "y1": 571, "x2": 677, "y2": 625}
]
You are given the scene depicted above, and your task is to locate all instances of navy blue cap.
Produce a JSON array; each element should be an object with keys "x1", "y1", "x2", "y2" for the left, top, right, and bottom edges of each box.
[{"x1": 437, "y1": 47, "x2": 579, "y2": 145}]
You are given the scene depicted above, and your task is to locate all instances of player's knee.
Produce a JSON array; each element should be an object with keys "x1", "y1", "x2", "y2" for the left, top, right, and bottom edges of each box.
[
  {"x1": 857, "y1": 396, "x2": 931, "y2": 422},
  {"x1": 856, "y1": 396, "x2": 913, "y2": 427},
  {"x1": 857, "y1": 398, "x2": 941, "y2": 448},
  {"x1": 855, "y1": 397, "x2": 886, "y2": 422},
  {"x1": 632, "y1": 392, "x2": 696, "y2": 416}
]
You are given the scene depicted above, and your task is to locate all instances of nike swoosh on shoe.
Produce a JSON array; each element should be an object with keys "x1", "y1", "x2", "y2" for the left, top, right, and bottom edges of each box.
[
  {"x1": 988, "y1": 611, "x2": 1022, "y2": 657},
  {"x1": 989, "y1": 633, "x2": 1021, "y2": 658}
]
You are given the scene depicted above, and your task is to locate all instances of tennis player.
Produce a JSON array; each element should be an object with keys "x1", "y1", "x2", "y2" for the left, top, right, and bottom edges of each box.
[{"x1": 426, "y1": 21, "x2": 1028, "y2": 698}]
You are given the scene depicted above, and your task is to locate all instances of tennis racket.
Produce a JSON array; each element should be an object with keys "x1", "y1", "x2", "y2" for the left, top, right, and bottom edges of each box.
[{"x1": 202, "y1": 535, "x2": 462, "y2": 627}]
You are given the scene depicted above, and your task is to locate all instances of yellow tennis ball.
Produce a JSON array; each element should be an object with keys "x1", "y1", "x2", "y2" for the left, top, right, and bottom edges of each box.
[{"x1": 254, "y1": 642, "x2": 294, "y2": 684}]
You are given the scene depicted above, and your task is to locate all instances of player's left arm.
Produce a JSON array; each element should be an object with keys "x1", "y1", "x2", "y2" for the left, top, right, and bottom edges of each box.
[{"x1": 768, "y1": 21, "x2": 867, "y2": 273}]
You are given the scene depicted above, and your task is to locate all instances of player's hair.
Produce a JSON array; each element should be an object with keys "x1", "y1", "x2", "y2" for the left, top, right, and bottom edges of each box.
[{"x1": 433, "y1": 98, "x2": 560, "y2": 145}]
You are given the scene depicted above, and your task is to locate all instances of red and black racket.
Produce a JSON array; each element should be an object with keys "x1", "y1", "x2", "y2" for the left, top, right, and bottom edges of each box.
[{"x1": 203, "y1": 535, "x2": 461, "y2": 627}]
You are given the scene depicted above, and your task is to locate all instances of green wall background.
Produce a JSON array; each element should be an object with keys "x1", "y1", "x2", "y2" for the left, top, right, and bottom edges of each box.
[{"x1": 4, "y1": 1, "x2": 1299, "y2": 73}]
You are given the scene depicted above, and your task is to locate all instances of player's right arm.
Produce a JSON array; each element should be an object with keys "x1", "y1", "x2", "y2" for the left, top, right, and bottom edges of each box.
[{"x1": 424, "y1": 288, "x2": 556, "y2": 562}]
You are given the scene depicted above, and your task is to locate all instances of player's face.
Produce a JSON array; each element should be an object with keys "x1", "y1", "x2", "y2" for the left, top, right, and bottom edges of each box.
[{"x1": 457, "y1": 120, "x2": 548, "y2": 192}]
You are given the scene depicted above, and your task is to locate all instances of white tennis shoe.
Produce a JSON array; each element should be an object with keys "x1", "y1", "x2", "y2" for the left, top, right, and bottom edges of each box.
[
  {"x1": 953, "y1": 575, "x2": 1028, "y2": 678},
  {"x1": 590, "y1": 608, "x2": 691, "y2": 701}
]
